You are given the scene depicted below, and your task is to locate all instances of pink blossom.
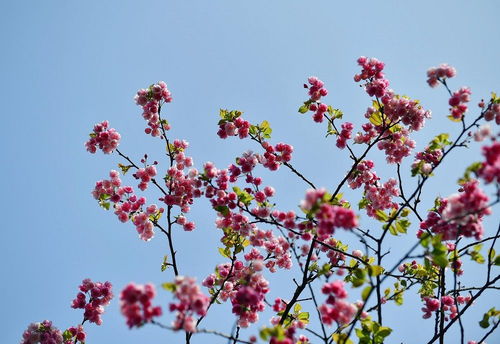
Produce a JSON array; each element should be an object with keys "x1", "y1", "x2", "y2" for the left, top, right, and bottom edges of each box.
[
  {"x1": 478, "y1": 141, "x2": 500, "y2": 184},
  {"x1": 21, "y1": 321, "x2": 63, "y2": 344},
  {"x1": 85, "y1": 120, "x2": 121, "y2": 154},
  {"x1": 420, "y1": 180, "x2": 491, "y2": 240},
  {"x1": 426, "y1": 63, "x2": 456, "y2": 87},
  {"x1": 319, "y1": 280, "x2": 357, "y2": 325},
  {"x1": 71, "y1": 279, "x2": 113, "y2": 326},
  {"x1": 120, "y1": 283, "x2": 162, "y2": 328},
  {"x1": 134, "y1": 81, "x2": 172, "y2": 138}
]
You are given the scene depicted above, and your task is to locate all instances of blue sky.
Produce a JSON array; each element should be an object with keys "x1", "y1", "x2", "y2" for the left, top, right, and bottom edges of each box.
[{"x1": 1, "y1": 1, "x2": 499, "y2": 343}]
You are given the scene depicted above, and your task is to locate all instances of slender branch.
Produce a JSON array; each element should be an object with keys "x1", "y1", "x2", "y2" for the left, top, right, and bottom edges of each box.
[
  {"x1": 279, "y1": 239, "x2": 317, "y2": 325},
  {"x1": 283, "y1": 161, "x2": 316, "y2": 189},
  {"x1": 478, "y1": 320, "x2": 499, "y2": 344},
  {"x1": 425, "y1": 274, "x2": 500, "y2": 344},
  {"x1": 151, "y1": 320, "x2": 253, "y2": 344}
]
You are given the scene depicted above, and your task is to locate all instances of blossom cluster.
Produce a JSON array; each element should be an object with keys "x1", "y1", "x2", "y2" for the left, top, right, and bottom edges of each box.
[
  {"x1": 300, "y1": 188, "x2": 358, "y2": 238},
  {"x1": 336, "y1": 122, "x2": 353, "y2": 149},
  {"x1": 85, "y1": 120, "x2": 121, "y2": 154},
  {"x1": 412, "y1": 145, "x2": 444, "y2": 176},
  {"x1": 260, "y1": 142, "x2": 293, "y2": 171},
  {"x1": 217, "y1": 116, "x2": 251, "y2": 139},
  {"x1": 421, "y1": 295, "x2": 471, "y2": 320},
  {"x1": 65, "y1": 326, "x2": 86, "y2": 343},
  {"x1": 482, "y1": 102, "x2": 500, "y2": 124},
  {"x1": 448, "y1": 87, "x2": 471, "y2": 120},
  {"x1": 304, "y1": 76, "x2": 329, "y2": 123},
  {"x1": 352, "y1": 58, "x2": 431, "y2": 163},
  {"x1": 92, "y1": 170, "x2": 162, "y2": 241},
  {"x1": 478, "y1": 141, "x2": 500, "y2": 184},
  {"x1": 134, "y1": 81, "x2": 172, "y2": 137},
  {"x1": 70, "y1": 278, "x2": 113, "y2": 325},
  {"x1": 419, "y1": 180, "x2": 491, "y2": 240},
  {"x1": 246, "y1": 229, "x2": 293, "y2": 272},
  {"x1": 376, "y1": 126, "x2": 416, "y2": 164},
  {"x1": 202, "y1": 260, "x2": 269, "y2": 327},
  {"x1": 319, "y1": 280, "x2": 357, "y2": 325},
  {"x1": 120, "y1": 283, "x2": 162, "y2": 328},
  {"x1": 133, "y1": 165, "x2": 157, "y2": 191},
  {"x1": 347, "y1": 161, "x2": 399, "y2": 218},
  {"x1": 21, "y1": 321, "x2": 63, "y2": 344},
  {"x1": 426, "y1": 63, "x2": 456, "y2": 88},
  {"x1": 168, "y1": 276, "x2": 210, "y2": 332}
]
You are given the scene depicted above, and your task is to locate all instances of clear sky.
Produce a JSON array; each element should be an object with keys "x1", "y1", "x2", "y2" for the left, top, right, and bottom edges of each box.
[{"x1": 1, "y1": 1, "x2": 499, "y2": 343}]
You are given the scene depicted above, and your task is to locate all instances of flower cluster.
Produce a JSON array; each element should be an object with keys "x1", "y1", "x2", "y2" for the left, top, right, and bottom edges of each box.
[
  {"x1": 21, "y1": 321, "x2": 63, "y2": 344},
  {"x1": 426, "y1": 63, "x2": 456, "y2": 88},
  {"x1": 247, "y1": 230, "x2": 293, "y2": 272},
  {"x1": 120, "y1": 283, "x2": 162, "y2": 328},
  {"x1": 336, "y1": 122, "x2": 354, "y2": 149},
  {"x1": 319, "y1": 280, "x2": 357, "y2": 325},
  {"x1": 301, "y1": 189, "x2": 358, "y2": 238},
  {"x1": 169, "y1": 276, "x2": 210, "y2": 332},
  {"x1": 133, "y1": 165, "x2": 157, "y2": 191},
  {"x1": 303, "y1": 76, "x2": 329, "y2": 123},
  {"x1": 421, "y1": 295, "x2": 471, "y2": 320},
  {"x1": 203, "y1": 260, "x2": 269, "y2": 327},
  {"x1": 352, "y1": 58, "x2": 430, "y2": 164},
  {"x1": 217, "y1": 116, "x2": 251, "y2": 139},
  {"x1": 260, "y1": 142, "x2": 293, "y2": 171},
  {"x1": 419, "y1": 180, "x2": 491, "y2": 240},
  {"x1": 162, "y1": 140, "x2": 202, "y2": 223},
  {"x1": 92, "y1": 170, "x2": 162, "y2": 241},
  {"x1": 483, "y1": 102, "x2": 500, "y2": 124},
  {"x1": 354, "y1": 56, "x2": 385, "y2": 82},
  {"x1": 65, "y1": 325, "x2": 86, "y2": 343},
  {"x1": 134, "y1": 81, "x2": 172, "y2": 137},
  {"x1": 449, "y1": 87, "x2": 471, "y2": 120},
  {"x1": 412, "y1": 146, "x2": 443, "y2": 176},
  {"x1": 85, "y1": 120, "x2": 121, "y2": 154},
  {"x1": 347, "y1": 161, "x2": 399, "y2": 218},
  {"x1": 472, "y1": 124, "x2": 492, "y2": 142},
  {"x1": 376, "y1": 127, "x2": 416, "y2": 164},
  {"x1": 307, "y1": 76, "x2": 329, "y2": 101},
  {"x1": 382, "y1": 94, "x2": 431, "y2": 132},
  {"x1": 71, "y1": 279, "x2": 113, "y2": 325},
  {"x1": 478, "y1": 141, "x2": 500, "y2": 184},
  {"x1": 364, "y1": 178, "x2": 399, "y2": 217},
  {"x1": 354, "y1": 56, "x2": 389, "y2": 98}
]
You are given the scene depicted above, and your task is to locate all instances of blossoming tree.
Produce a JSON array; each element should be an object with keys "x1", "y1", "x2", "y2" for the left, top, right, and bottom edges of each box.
[{"x1": 22, "y1": 57, "x2": 499, "y2": 344}]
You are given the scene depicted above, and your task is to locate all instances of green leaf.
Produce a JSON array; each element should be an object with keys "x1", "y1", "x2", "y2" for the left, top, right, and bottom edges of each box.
[
  {"x1": 447, "y1": 114, "x2": 462, "y2": 122},
  {"x1": 161, "y1": 282, "x2": 176, "y2": 292},
  {"x1": 388, "y1": 223, "x2": 398, "y2": 236},
  {"x1": 298, "y1": 312, "x2": 309, "y2": 322},
  {"x1": 495, "y1": 255, "x2": 500, "y2": 266},
  {"x1": 361, "y1": 286, "x2": 372, "y2": 301},
  {"x1": 332, "y1": 333, "x2": 354, "y2": 344},
  {"x1": 375, "y1": 210, "x2": 388, "y2": 222},
  {"x1": 294, "y1": 303, "x2": 302, "y2": 313},
  {"x1": 161, "y1": 255, "x2": 168, "y2": 272},
  {"x1": 368, "y1": 265, "x2": 384, "y2": 277},
  {"x1": 479, "y1": 313, "x2": 490, "y2": 328},
  {"x1": 298, "y1": 104, "x2": 309, "y2": 114},
  {"x1": 358, "y1": 198, "x2": 369, "y2": 210},
  {"x1": 218, "y1": 247, "x2": 231, "y2": 258},
  {"x1": 489, "y1": 248, "x2": 496, "y2": 261},
  {"x1": 375, "y1": 327, "x2": 392, "y2": 342},
  {"x1": 433, "y1": 254, "x2": 449, "y2": 268},
  {"x1": 118, "y1": 163, "x2": 133, "y2": 175},
  {"x1": 214, "y1": 205, "x2": 230, "y2": 216},
  {"x1": 396, "y1": 218, "x2": 410, "y2": 234}
]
